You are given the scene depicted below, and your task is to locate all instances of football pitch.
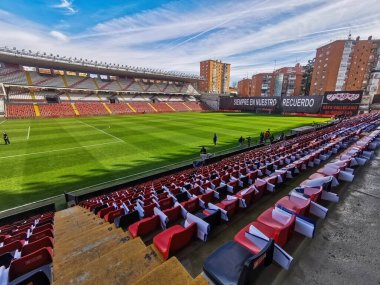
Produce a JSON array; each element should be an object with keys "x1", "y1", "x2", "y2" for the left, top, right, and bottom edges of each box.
[{"x1": 0, "y1": 112, "x2": 329, "y2": 211}]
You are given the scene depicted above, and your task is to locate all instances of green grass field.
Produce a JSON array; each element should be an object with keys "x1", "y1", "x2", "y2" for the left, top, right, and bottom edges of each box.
[{"x1": 0, "y1": 112, "x2": 329, "y2": 211}]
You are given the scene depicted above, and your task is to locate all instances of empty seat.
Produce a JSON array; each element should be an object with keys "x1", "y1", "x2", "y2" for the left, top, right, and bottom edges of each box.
[
  {"x1": 162, "y1": 205, "x2": 182, "y2": 223},
  {"x1": 8, "y1": 247, "x2": 53, "y2": 283},
  {"x1": 215, "y1": 198, "x2": 239, "y2": 218},
  {"x1": 128, "y1": 215, "x2": 160, "y2": 238},
  {"x1": 276, "y1": 195, "x2": 311, "y2": 216},
  {"x1": 21, "y1": 237, "x2": 54, "y2": 257},
  {"x1": 203, "y1": 240, "x2": 273, "y2": 285},
  {"x1": 0, "y1": 240, "x2": 25, "y2": 257},
  {"x1": 235, "y1": 187, "x2": 256, "y2": 207},
  {"x1": 29, "y1": 229, "x2": 54, "y2": 243},
  {"x1": 104, "y1": 208, "x2": 125, "y2": 223},
  {"x1": 158, "y1": 197, "x2": 174, "y2": 210},
  {"x1": 180, "y1": 197, "x2": 199, "y2": 213},
  {"x1": 256, "y1": 207, "x2": 295, "y2": 247},
  {"x1": 153, "y1": 223, "x2": 197, "y2": 260}
]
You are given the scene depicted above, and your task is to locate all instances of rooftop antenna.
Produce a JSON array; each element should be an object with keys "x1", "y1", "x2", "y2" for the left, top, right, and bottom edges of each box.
[{"x1": 273, "y1": 60, "x2": 277, "y2": 71}]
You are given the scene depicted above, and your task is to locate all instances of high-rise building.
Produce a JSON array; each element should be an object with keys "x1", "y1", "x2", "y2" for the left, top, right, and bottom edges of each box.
[
  {"x1": 310, "y1": 36, "x2": 380, "y2": 96},
  {"x1": 251, "y1": 73, "x2": 273, "y2": 96},
  {"x1": 199, "y1": 60, "x2": 231, "y2": 94},
  {"x1": 237, "y1": 78, "x2": 251, "y2": 96},
  {"x1": 273, "y1": 63, "x2": 304, "y2": 97},
  {"x1": 248, "y1": 64, "x2": 303, "y2": 97}
]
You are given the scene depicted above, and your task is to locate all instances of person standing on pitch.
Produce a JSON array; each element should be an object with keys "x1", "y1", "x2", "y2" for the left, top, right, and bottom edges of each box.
[
  {"x1": 247, "y1": 136, "x2": 252, "y2": 147},
  {"x1": 3, "y1": 132, "x2": 10, "y2": 145},
  {"x1": 213, "y1": 133, "x2": 218, "y2": 145}
]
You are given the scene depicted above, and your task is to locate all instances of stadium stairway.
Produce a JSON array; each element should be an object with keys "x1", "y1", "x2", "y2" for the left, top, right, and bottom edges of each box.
[{"x1": 52, "y1": 206, "x2": 207, "y2": 285}]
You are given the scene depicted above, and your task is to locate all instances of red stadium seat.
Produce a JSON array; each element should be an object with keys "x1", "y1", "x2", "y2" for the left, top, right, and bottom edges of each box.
[
  {"x1": 21, "y1": 237, "x2": 54, "y2": 257},
  {"x1": 128, "y1": 215, "x2": 160, "y2": 238},
  {"x1": 29, "y1": 229, "x2": 54, "y2": 243},
  {"x1": 153, "y1": 223, "x2": 197, "y2": 260},
  {"x1": 0, "y1": 240, "x2": 25, "y2": 256},
  {"x1": 104, "y1": 208, "x2": 125, "y2": 223},
  {"x1": 180, "y1": 197, "x2": 199, "y2": 213},
  {"x1": 163, "y1": 205, "x2": 182, "y2": 222},
  {"x1": 8, "y1": 247, "x2": 53, "y2": 283},
  {"x1": 158, "y1": 197, "x2": 174, "y2": 210},
  {"x1": 276, "y1": 195, "x2": 311, "y2": 216},
  {"x1": 256, "y1": 207, "x2": 295, "y2": 247},
  {"x1": 215, "y1": 198, "x2": 239, "y2": 217}
]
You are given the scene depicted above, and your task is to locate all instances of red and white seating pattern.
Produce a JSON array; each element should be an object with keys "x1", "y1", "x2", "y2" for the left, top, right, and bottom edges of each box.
[
  {"x1": 0, "y1": 212, "x2": 55, "y2": 285},
  {"x1": 78, "y1": 114, "x2": 380, "y2": 263},
  {"x1": 202, "y1": 116, "x2": 380, "y2": 284}
]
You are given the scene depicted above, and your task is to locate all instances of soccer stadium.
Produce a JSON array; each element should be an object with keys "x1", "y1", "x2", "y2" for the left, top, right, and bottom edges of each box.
[{"x1": 1, "y1": 1, "x2": 380, "y2": 285}]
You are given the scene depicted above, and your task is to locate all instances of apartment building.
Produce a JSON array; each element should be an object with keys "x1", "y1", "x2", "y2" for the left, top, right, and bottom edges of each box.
[{"x1": 199, "y1": 60, "x2": 231, "y2": 94}]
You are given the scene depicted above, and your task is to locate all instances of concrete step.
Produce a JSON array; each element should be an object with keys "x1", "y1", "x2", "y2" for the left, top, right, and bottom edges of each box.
[
  {"x1": 54, "y1": 243, "x2": 163, "y2": 285},
  {"x1": 133, "y1": 256, "x2": 194, "y2": 285}
]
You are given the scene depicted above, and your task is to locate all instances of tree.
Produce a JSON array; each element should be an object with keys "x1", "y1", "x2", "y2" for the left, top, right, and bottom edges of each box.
[{"x1": 302, "y1": 58, "x2": 315, "y2": 96}]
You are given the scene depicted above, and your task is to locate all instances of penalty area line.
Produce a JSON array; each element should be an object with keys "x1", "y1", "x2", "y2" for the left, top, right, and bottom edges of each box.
[
  {"x1": 0, "y1": 141, "x2": 121, "y2": 159},
  {"x1": 76, "y1": 120, "x2": 124, "y2": 143}
]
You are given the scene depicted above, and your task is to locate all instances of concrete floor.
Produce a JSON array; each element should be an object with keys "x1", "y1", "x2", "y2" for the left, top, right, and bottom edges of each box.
[{"x1": 177, "y1": 150, "x2": 380, "y2": 285}]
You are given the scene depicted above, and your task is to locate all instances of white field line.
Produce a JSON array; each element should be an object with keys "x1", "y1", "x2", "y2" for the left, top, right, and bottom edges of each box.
[
  {"x1": 27, "y1": 126, "x2": 31, "y2": 140},
  {"x1": 0, "y1": 120, "x2": 6, "y2": 125},
  {"x1": 76, "y1": 120, "x2": 124, "y2": 143},
  {"x1": 0, "y1": 141, "x2": 121, "y2": 159}
]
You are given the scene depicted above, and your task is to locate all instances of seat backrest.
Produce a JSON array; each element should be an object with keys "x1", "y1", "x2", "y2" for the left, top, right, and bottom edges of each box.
[
  {"x1": 136, "y1": 215, "x2": 160, "y2": 236},
  {"x1": 175, "y1": 192, "x2": 189, "y2": 203},
  {"x1": 169, "y1": 223, "x2": 197, "y2": 255},
  {"x1": 0, "y1": 239, "x2": 25, "y2": 256},
  {"x1": 8, "y1": 247, "x2": 53, "y2": 282},
  {"x1": 203, "y1": 210, "x2": 221, "y2": 231},
  {"x1": 33, "y1": 223, "x2": 54, "y2": 235},
  {"x1": 21, "y1": 237, "x2": 54, "y2": 257},
  {"x1": 29, "y1": 229, "x2": 54, "y2": 243},
  {"x1": 200, "y1": 191, "x2": 213, "y2": 203},
  {"x1": 184, "y1": 198, "x2": 199, "y2": 213},
  {"x1": 159, "y1": 197, "x2": 174, "y2": 210},
  {"x1": 4, "y1": 232, "x2": 27, "y2": 245},
  {"x1": 143, "y1": 203, "x2": 156, "y2": 217},
  {"x1": 163, "y1": 206, "x2": 181, "y2": 222},
  {"x1": 105, "y1": 208, "x2": 125, "y2": 223}
]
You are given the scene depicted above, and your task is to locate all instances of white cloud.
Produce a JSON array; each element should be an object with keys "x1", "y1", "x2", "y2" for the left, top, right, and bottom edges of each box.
[
  {"x1": 0, "y1": 0, "x2": 380, "y2": 82},
  {"x1": 53, "y1": 0, "x2": 78, "y2": 15},
  {"x1": 49, "y1": 31, "x2": 69, "y2": 42}
]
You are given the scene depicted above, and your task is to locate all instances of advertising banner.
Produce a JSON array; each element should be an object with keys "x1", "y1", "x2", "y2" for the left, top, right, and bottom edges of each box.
[
  {"x1": 281, "y1": 96, "x2": 323, "y2": 113},
  {"x1": 38, "y1": 68, "x2": 52, "y2": 75},
  {"x1": 320, "y1": 104, "x2": 359, "y2": 116},
  {"x1": 219, "y1": 97, "x2": 279, "y2": 111},
  {"x1": 323, "y1": 91, "x2": 363, "y2": 104}
]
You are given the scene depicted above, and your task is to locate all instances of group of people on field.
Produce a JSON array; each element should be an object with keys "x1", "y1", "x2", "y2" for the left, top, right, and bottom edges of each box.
[{"x1": 201, "y1": 129, "x2": 287, "y2": 159}]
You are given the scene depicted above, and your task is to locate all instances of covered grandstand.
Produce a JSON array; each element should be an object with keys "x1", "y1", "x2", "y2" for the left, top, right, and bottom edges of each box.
[{"x1": 0, "y1": 47, "x2": 210, "y2": 118}]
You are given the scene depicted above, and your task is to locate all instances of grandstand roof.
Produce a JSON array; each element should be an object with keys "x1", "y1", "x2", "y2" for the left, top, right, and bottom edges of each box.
[{"x1": 0, "y1": 47, "x2": 202, "y2": 83}]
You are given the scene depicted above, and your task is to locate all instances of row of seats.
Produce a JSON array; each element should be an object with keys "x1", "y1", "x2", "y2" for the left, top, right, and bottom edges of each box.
[
  {"x1": 78, "y1": 114, "x2": 380, "y2": 263},
  {"x1": 0, "y1": 212, "x2": 55, "y2": 285},
  {"x1": 5, "y1": 101, "x2": 211, "y2": 118},
  {"x1": 203, "y1": 122, "x2": 380, "y2": 285}
]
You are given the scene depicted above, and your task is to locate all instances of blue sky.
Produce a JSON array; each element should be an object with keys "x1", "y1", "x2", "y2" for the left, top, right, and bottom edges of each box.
[{"x1": 0, "y1": 0, "x2": 379, "y2": 83}]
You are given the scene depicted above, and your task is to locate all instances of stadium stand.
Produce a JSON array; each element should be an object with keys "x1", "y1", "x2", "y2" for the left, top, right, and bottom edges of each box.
[
  {"x1": 38, "y1": 104, "x2": 75, "y2": 118},
  {"x1": 0, "y1": 59, "x2": 209, "y2": 118},
  {"x1": 0, "y1": 114, "x2": 379, "y2": 284},
  {"x1": 6, "y1": 104, "x2": 36, "y2": 118}
]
